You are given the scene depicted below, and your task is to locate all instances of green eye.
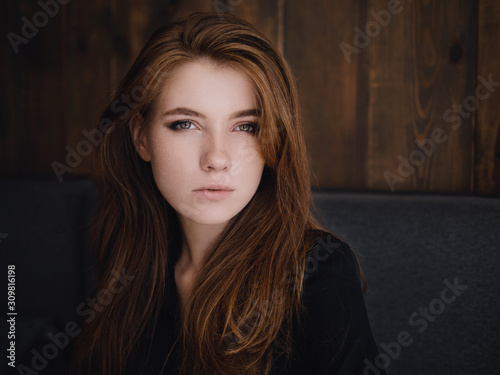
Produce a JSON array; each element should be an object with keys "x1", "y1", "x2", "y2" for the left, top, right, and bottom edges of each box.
[
  {"x1": 179, "y1": 121, "x2": 193, "y2": 129},
  {"x1": 168, "y1": 120, "x2": 194, "y2": 130},
  {"x1": 237, "y1": 123, "x2": 256, "y2": 132}
]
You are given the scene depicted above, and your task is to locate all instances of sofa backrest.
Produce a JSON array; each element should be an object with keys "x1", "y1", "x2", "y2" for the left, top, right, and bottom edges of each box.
[
  {"x1": 1, "y1": 177, "x2": 97, "y2": 374},
  {"x1": 1, "y1": 178, "x2": 499, "y2": 374},
  {"x1": 312, "y1": 191, "x2": 500, "y2": 375}
]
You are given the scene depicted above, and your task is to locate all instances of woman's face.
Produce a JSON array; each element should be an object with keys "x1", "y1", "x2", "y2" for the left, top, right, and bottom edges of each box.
[{"x1": 133, "y1": 59, "x2": 265, "y2": 227}]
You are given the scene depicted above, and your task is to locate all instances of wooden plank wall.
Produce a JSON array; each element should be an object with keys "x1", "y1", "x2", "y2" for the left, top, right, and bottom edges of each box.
[
  {"x1": 366, "y1": 0, "x2": 477, "y2": 192},
  {"x1": 476, "y1": 0, "x2": 500, "y2": 194},
  {"x1": 1, "y1": 0, "x2": 499, "y2": 194}
]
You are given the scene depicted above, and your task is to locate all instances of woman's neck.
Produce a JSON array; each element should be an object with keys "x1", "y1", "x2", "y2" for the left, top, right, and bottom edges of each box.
[
  {"x1": 175, "y1": 217, "x2": 227, "y2": 310},
  {"x1": 177, "y1": 217, "x2": 227, "y2": 271}
]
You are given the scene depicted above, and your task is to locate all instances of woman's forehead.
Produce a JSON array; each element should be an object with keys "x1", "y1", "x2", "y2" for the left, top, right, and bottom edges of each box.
[{"x1": 152, "y1": 60, "x2": 260, "y2": 116}]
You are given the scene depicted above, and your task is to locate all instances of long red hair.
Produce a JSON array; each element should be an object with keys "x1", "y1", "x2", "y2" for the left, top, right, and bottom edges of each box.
[{"x1": 74, "y1": 12, "x2": 362, "y2": 375}]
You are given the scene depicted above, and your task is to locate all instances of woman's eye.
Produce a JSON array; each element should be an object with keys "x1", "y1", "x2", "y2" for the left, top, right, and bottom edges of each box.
[
  {"x1": 236, "y1": 123, "x2": 256, "y2": 132},
  {"x1": 169, "y1": 120, "x2": 195, "y2": 130}
]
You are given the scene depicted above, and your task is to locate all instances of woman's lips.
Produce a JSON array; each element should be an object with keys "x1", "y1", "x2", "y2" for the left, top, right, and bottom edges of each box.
[{"x1": 193, "y1": 189, "x2": 234, "y2": 201}]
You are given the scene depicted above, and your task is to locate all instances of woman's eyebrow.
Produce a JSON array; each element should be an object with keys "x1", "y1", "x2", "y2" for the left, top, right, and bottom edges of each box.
[
  {"x1": 230, "y1": 109, "x2": 260, "y2": 119},
  {"x1": 162, "y1": 108, "x2": 260, "y2": 120},
  {"x1": 161, "y1": 107, "x2": 206, "y2": 119}
]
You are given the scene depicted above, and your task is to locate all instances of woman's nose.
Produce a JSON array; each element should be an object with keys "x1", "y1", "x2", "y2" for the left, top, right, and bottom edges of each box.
[{"x1": 200, "y1": 134, "x2": 231, "y2": 172}]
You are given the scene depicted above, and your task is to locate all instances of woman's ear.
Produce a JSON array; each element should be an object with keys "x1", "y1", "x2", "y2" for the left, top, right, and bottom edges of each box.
[{"x1": 130, "y1": 113, "x2": 152, "y2": 162}]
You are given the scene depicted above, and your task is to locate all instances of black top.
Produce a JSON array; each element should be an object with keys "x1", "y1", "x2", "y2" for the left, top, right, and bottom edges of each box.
[{"x1": 125, "y1": 232, "x2": 385, "y2": 375}]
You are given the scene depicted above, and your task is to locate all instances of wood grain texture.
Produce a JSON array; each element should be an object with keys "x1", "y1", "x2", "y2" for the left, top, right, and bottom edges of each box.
[
  {"x1": 5, "y1": 1, "x2": 70, "y2": 176},
  {"x1": 368, "y1": 0, "x2": 476, "y2": 193},
  {"x1": 175, "y1": 0, "x2": 213, "y2": 17},
  {"x1": 175, "y1": 0, "x2": 283, "y2": 48},
  {"x1": 1, "y1": 0, "x2": 498, "y2": 195},
  {"x1": 231, "y1": 0, "x2": 283, "y2": 51},
  {"x1": 475, "y1": 0, "x2": 500, "y2": 194},
  {"x1": 285, "y1": 0, "x2": 368, "y2": 189},
  {"x1": 1, "y1": 1, "x2": 23, "y2": 174},
  {"x1": 65, "y1": 1, "x2": 112, "y2": 176}
]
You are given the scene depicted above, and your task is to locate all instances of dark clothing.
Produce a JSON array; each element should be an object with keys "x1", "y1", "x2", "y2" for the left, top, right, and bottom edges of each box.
[{"x1": 125, "y1": 232, "x2": 384, "y2": 374}]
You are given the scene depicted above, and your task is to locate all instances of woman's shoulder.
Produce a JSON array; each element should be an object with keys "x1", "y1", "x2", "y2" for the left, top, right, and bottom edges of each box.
[
  {"x1": 303, "y1": 231, "x2": 363, "y2": 295},
  {"x1": 289, "y1": 231, "x2": 381, "y2": 374}
]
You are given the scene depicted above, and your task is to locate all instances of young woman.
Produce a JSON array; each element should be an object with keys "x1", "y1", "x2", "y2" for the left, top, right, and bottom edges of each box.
[{"x1": 74, "y1": 12, "x2": 383, "y2": 375}]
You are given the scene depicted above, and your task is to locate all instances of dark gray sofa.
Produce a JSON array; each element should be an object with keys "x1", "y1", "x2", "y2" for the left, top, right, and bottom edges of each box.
[
  {"x1": 312, "y1": 192, "x2": 500, "y2": 374},
  {"x1": 1, "y1": 178, "x2": 499, "y2": 374}
]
